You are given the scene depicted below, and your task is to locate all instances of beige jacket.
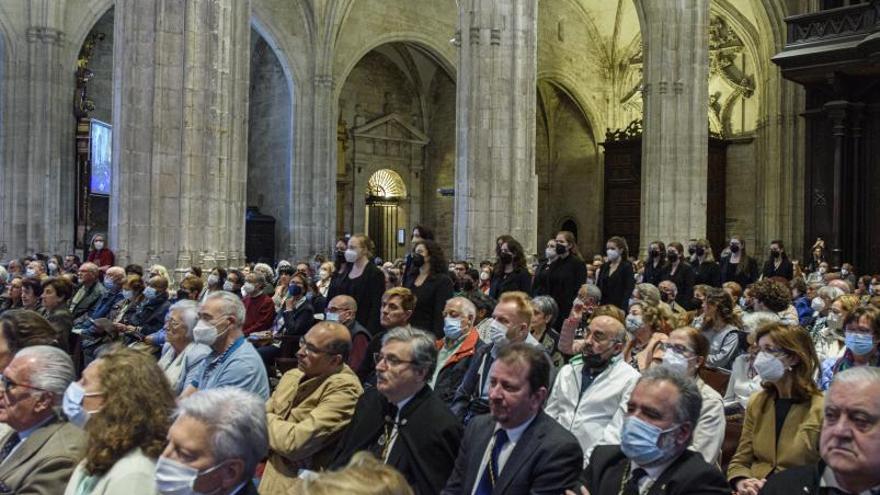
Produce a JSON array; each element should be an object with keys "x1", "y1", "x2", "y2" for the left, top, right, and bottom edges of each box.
[
  {"x1": 259, "y1": 365, "x2": 363, "y2": 495},
  {"x1": 0, "y1": 418, "x2": 86, "y2": 495}
]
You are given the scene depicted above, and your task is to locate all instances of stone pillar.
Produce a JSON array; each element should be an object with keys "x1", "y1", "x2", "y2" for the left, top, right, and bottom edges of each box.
[
  {"x1": 110, "y1": 0, "x2": 251, "y2": 270},
  {"x1": 454, "y1": 0, "x2": 539, "y2": 262},
  {"x1": 0, "y1": 0, "x2": 76, "y2": 260},
  {"x1": 289, "y1": 74, "x2": 338, "y2": 259},
  {"x1": 637, "y1": 0, "x2": 710, "y2": 251}
]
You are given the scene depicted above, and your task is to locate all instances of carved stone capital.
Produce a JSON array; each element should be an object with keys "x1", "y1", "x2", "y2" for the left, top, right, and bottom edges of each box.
[{"x1": 26, "y1": 26, "x2": 64, "y2": 45}]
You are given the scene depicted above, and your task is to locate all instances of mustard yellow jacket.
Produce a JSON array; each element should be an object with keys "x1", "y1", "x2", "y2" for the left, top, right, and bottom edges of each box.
[
  {"x1": 259, "y1": 365, "x2": 363, "y2": 495},
  {"x1": 727, "y1": 388, "x2": 824, "y2": 482}
]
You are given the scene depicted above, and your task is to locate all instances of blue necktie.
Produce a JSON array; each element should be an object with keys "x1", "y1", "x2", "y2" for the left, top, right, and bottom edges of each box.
[{"x1": 475, "y1": 429, "x2": 509, "y2": 495}]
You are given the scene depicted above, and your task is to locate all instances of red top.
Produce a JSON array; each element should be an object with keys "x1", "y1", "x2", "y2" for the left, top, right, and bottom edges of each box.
[
  {"x1": 87, "y1": 248, "x2": 115, "y2": 268},
  {"x1": 242, "y1": 293, "x2": 276, "y2": 335}
]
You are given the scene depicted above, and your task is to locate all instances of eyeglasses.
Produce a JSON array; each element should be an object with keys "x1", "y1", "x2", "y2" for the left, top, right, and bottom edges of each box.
[
  {"x1": 299, "y1": 340, "x2": 333, "y2": 356},
  {"x1": 0, "y1": 374, "x2": 48, "y2": 395},
  {"x1": 373, "y1": 353, "x2": 414, "y2": 367}
]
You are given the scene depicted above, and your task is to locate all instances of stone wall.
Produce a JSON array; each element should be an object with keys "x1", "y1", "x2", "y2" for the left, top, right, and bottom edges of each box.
[
  {"x1": 248, "y1": 30, "x2": 293, "y2": 259},
  {"x1": 725, "y1": 136, "x2": 758, "y2": 252},
  {"x1": 87, "y1": 8, "x2": 114, "y2": 124},
  {"x1": 423, "y1": 71, "x2": 456, "y2": 259}
]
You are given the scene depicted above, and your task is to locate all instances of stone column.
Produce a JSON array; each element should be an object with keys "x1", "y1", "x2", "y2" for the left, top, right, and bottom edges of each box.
[
  {"x1": 110, "y1": 0, "x2": 251, "y2": 272},
  {"x1": 0, "y1": 0, "x2": 76, "y2": 259},
  {"x1": 637, "y1": 0, "x2": 710, "y2": 250},
  {"x1": 454, "y1": 0, "x2": 539, "y2": 262}
]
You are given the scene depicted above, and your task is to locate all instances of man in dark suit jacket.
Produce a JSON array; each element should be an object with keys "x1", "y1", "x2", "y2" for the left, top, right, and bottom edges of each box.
[
  {"x1": 331, "y1": 327, "x2": 462, "y2": 495},
  {"x1": 578, "y1": 367, "x2": 729, "y2": 495},
  {"x1": 0, "y1": 346, "x2": 86, "y2": 495},
  {"x1": 443, "y1": 343, "x2": 583, "y2": 495},
  {"x1": 760, "y1": 367, "x2": 880, "y2": 495}
]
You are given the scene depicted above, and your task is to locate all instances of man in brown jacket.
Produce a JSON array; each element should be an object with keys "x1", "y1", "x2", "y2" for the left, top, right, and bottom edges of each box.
[{"x1": 259, "y1": 321, "x2": 364, "y2": 494}]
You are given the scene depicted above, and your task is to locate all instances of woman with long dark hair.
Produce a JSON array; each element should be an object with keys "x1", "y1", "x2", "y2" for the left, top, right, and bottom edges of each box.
[
  {"x1": 489, "y1": 236, "x2": 531, "y2": 300},
  {"x1": 720, "y1": 235, "x2": 759, "y2": 288},
  {"x1": 531, "y1": 230, "x2": 586, "y2": 329},
  {"x1": 404, "y1": 239, "x2": 454, "y2": 338}
]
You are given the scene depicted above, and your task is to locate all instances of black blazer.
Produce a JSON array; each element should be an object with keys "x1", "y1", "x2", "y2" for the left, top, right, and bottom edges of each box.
[
  {"x1": 442, "y1": 412, "x2": 583, "y2": 495},
  {"x1": 531, "y1": 255, "x2": 587, "y2": 329},
  {"x1": 720, "y1": 255, "x2": 759, "y2": 288},
  {"x1": 694, "y1": 260, "x2": 722, "y2": 287},
  {"x1": 130, "y1": 294, "x2": 171, "y2": 335},
  {"x1": 660, "y1": 262, "x2": 696, "y2": 310},
  {"x1": 761, "y1": 257, "x2": 794, "y2": 281},
  {"x1": 581, "y1": 445, "x2": 729, "y2": 495},
  {"x1": 597, "y1": 260, "x2": 635, "y2": 311},
  {"x1": 327, "y1": 262, "x2": 386, "y2": 335},
  {"x1": 758, "y1": 461, "x2": 823, "y2": 495},
  {"x1": 643, "y1": 258, "x2": 668, "y2": 287},
  {"x1": 489, "y1": 268, "x2": 532, "y2": 300},
  {"x1": 404, "y1": 272, "x2": 455, "y2": 339},
  {"x1": 331, "y1": 386, "x2": 462, "y2": 495},
  {"x1": 281, "y1": 300, "x2": 315, "y2": 337}
]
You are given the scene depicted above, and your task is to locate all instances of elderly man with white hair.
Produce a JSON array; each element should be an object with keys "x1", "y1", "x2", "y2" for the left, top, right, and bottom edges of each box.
[
  {"x1": 0, "y1": 346, "x2": 86, "y2": 494},
  {"x1": 156, "y1": 387, "x2": 268, "y2": 495},
  {"x1": 157, "y1": 300, "x2": 211, "y2": 395},
  {"x1": 180, "y1": 291, "x2": 270, "y2": 400}
]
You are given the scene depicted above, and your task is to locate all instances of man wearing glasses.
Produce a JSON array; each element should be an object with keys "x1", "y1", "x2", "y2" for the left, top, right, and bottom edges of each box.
[
  {"x1": 544, "y1": 315, "x2": 640, "y2": 467},
  {"x1": 330, "y1": 326, "x2": 462, "y2": 495},
  {"x1": 0, "y1": 346, "x2": 86, "y2": 494},
  {"x1": 259, "y1": 321, "x2": 362, "y2": 494}
]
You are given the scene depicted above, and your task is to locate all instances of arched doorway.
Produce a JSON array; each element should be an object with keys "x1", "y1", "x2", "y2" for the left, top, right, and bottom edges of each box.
[{"x1": 365, "y1": 169, "x2": 407, "y2": 262}]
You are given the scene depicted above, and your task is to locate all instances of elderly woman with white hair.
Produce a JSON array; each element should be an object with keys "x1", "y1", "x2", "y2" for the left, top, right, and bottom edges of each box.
[{"x1": 156, "y1": 300, "x2": 211, "y2": 395}]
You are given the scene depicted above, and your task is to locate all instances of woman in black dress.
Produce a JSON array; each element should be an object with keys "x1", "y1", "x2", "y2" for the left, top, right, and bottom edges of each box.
[
  {"x1": 327, "y1": 234, "x2": 386, "y2": 334},
  {"x1": 693, "y1": 238, "x2": 722, "y2": 287},
  {"x1": 661, "y1": 242, "x2": 696, "y2": 310},
  {"x1": 404, "y1": 239, "x2": 454, "y2": 338},
  {"x1": 531, "y1": 230, "x2": 586, "y2": 328},
  {"x1": 489, "y1": 236, "x2": 532, "y2": 300},
  {"x1": 596, "y1": 236, "x2": 635, "y2": 311},
  {"x1": 720, "y1": 235, "x2": 759, "y2": 289}
]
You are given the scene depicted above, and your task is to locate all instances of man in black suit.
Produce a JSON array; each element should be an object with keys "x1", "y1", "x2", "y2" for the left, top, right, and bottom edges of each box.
[
  {"x1": 331, "y1": 326, "x2": 462, "y2": 495},
  {"x1": 442, "y1": 342, "x2": 583, "y2": 495},
  {"x1": 760, "y1": 367, "x2": 880, "y2": 495},
  {"x1": 576, "y1": 366, "x2": 729, "y2": 495}
]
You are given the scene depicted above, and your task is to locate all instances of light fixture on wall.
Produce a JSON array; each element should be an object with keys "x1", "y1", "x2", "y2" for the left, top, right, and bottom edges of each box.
[{"x1": 438, "y1": 188, "x2": 455, "y2": 197}]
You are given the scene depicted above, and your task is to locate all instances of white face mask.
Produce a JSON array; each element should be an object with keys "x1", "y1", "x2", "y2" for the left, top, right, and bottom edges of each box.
[
  {"x1": 488, "y1": 319, "x2": 510, "y2": 348},
  {"x1": 545, "y1": 247, "x2": 557, "y2": 260},
  {"x1": 155, "y1": 455, "x2": 224, "y2": 495},
  {"x1": 827, "y1": 312, "x2": 843, "y2": 330},
  {"x1": 319, "y1": 270, "x2": 329, "y2": 280},
  {"x1": 222, "y1": 281, "x2": 234, "y2": 292},
  {"x1": 606, "y1": 248, "x2": 620, "y2": 261},
  {"x1": 241, "y1": 283, "x2": 255, "y2": 297},
  {"x1": 661, "y1": 350, "x2": 692, "y2": 376},
  {"x1": 811, "y1": 297, "x2": 826, "y2": 313},
  {"x1": 192, "y1": 319, "x2": 227, "y2": 346},
  {"x1": 344, "y1": 249, "x2": 358, "y2": 263},
  {"x1": 753, "y1": 351, "x2": 786, "y2": 382},
  {"x1": 479, "y1": 271, "x2": 490, "y2": 282},
  {"x1": 207, "y1": 274, "x2": 219, "y2": 287},
  {"x1": 94, "y1": 241, "x2": 105, "y2": 250}
]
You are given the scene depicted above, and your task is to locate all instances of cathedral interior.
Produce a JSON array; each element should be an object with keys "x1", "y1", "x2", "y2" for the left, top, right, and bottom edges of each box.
[{"x1": 0, "y1": 0, "x2": 878, "y2": 274}]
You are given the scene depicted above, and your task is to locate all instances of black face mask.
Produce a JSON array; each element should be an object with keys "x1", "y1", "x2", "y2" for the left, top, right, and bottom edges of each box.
[
  {"x1": 688, "y1": 247, "x2": 696, "y2": 255},
  {"x1": 500, "y1": 252, "x2": 513, "y2": 264},
  {"x1": 335, "y1": 250, "x2": 345, "y2": 264},
  {"x1": 661, "y1": 292, "x2": 672, "y2": 303},
  {"x1": 582, "y1": 351, "x2": 610, "y2": 369},
  {"x1": 555, "y1": 244, "x2": 567, "y2": 256},
  {"x1": 695, "y1": 247, "x2": 705, "y2": 257},
  {"x1": 412, "y1": 253, "x2": 425, "y2": 268},
  {"x1": 771, "y1": 250, "x2": 780, "y2": 259},
  {"x1": 729, "y1": 244, "x2": 741, "y2": 254},
  {"x1": 668, "y1": 252, "x2": 679, "y2": 263},
  {"x1": 176, "y1": 289, "x2": 191, "y2": 301}
]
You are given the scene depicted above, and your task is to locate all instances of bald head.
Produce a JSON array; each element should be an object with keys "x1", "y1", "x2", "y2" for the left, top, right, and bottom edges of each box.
[
  {"x1": 297, "y1": 322, "x2": 352, "y2": 378},
  {"x1": 106, "y1": 266, "x2": 126, "y2": 287},
  {"x1": 829, "y1": 278, "x2": 852, "y2": 294},
  {"x1": 590, "y1": 315, "x2": 626, "y2": 342}
]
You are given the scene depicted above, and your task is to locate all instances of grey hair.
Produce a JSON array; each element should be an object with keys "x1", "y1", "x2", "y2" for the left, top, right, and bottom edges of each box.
[
  {"x1": 531, "y1": 296, "x2": 559, "y2": 327},
  {"x1": 831, "y1": 366, "x2": 880, "y2": 391},
  {"x1": 741, "y1": 311, "x2": 781, "y2": 334},
  {"x1": 660, "y1": 280, "x2": 678, "y2": 295},
  {"x1": 202, "y1": 291, "x2": 246, "y2": 329},
  {"x1": 447, "y1": 296, "x2": 476, "y2": 320},
  {"x1": 175, "y1": 387, "x2": 268, "y2": 480},
  {"x1": 253, "y1": 263, "x2": 274, "y2": 281},
  {"x1": 382, "y1": 326, "x2": 438, "y2": 378},
  {"x1": 635, "y1": 283, "x2": 661, "y2": 306},
  {"x1": 817, "y1": 285, "x2": 844, "y2": 301},
  {"x1": 638, "y1": 366, "x2": 702, "y2": 442},
  {"x1": 248, "y1": 271, "x2": 267, "y2": 287},
  {"x1": 15, "y1": 345, "x2": 75, "y2": 406},
  {"x1": 582, "y1": 284, "x2": 602, "y2": 303},
  {"x1": 169, "y1": 300, "x2": 199, "y2": 339}
]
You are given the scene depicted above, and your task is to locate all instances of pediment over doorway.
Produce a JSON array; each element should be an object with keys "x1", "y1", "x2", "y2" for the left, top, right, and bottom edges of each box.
[{"x1": 351, "y1": 112, "x2": 430, "y2": 146}]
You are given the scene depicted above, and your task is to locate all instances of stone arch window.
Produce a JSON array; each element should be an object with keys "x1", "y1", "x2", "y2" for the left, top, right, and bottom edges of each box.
[{"x1": 367, "y1": 169, "x2": 407, "y2": 200}]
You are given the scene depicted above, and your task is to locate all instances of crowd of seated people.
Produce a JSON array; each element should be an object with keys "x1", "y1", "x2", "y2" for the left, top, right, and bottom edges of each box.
[{"x1": 0, "y1": 229, "x2": 877, "y2": 494}]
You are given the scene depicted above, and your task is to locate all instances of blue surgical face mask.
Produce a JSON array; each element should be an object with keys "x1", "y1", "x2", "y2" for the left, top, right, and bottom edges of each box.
[
  {"x1": 443, "y1": 317, "x2": 463, "y2": 340},
  {"x1": 488, "y1": 319, "x2": 509, "y2": 348},
  {"x1": 122, "y1": 289, "x2": 134, "y2": 300},
  {"x1": 845, "y1": 332, "x2": 875, "y2": 356},
  {"x1": 63, "y1": 382, "x2": 102, "y2": 429},
  {"x1": 620, "y1": 415, "x2": 682, "y2": 466},
  {"x1": 144, "y1": 287, "x2": 158, "y2": 300},
  {"x1": 288, "y1": 284, "x2": 303, "y2": 298},
  {"x1": 103, "y1": 279, "x2": 116, "y2": 290},
  {"x1": 325, "y1": 311, "x2": 340, "y2": 322}
]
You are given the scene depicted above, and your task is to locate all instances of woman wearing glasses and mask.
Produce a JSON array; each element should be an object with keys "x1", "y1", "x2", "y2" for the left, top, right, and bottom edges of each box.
[{"x1": 726, "y1": 323, "x2": 823, "y2": 495}]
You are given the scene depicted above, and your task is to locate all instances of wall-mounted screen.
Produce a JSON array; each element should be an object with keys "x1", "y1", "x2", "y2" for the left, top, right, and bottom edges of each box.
[{"x1": 90, "y1": 119, "x2": 112, "y2": 195}]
